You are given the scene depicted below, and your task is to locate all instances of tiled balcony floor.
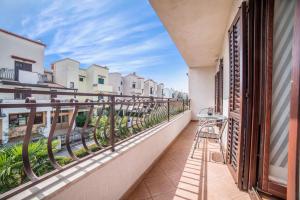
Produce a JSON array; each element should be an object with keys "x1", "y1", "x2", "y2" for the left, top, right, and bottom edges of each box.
[{"x1": 127, "y1": 122, "x2": 250, "y2": 200}]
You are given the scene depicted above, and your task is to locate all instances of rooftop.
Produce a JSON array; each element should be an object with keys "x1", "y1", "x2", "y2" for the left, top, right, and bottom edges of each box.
[{"x1": 0, "y1": 28, "x2": 46, "y2": 47}]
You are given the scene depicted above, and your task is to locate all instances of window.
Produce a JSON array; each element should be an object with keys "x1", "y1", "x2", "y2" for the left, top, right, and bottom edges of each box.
[
  {"x1": 70, "y1": 82, "x2": 74, "y2": 89},
  {"x1": 9, "y1": 112, "x2": 44, "y2": 127},
  {"x1": 51, "y1": 115, "x2": 69, "y2": 124},
  {"x1": 98, "y1": 78, "x2": 104, "y2": 84},
  {"x1": 118, "y1": 86, "x2": 120, "y2": 91},
  {"x1": 14, "y1": 88, "x2": 31, "y2": 100},
  {"x1": 79, "y1": 77, "x2": 84, "y2": 82},
  {"x1": 214, "y1": 60, "x2": 223, "y2": 114},
  {"x1": 50, "y1": 90, "x2": 57, "y2": 99},
  {"x1": 14, "y1": 61, "x2": 32, "y2": 81},
  {"x1": 15, "y1": 61, "x2": 32, "y2": 71},
  {"x1": 132, "y1": 82, "x2": 136, "y2": 89},
  {"x1": 34, "y1": 113, "x2": 43, "y2": 124},
  {"x1": 121, "y1": 81, "x2": 123, "y2": 85},
  {"x1": 150, "y1": 87, "x2": 153, "y2": 95}
]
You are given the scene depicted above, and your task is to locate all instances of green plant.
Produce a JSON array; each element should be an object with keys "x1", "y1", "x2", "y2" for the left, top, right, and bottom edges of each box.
[
  {"x1": 76, "y1": 114, "x2": 87, "y2": 127},
  {"x1": 0, "y1": 139, "x2": 69, "y2": 194}
]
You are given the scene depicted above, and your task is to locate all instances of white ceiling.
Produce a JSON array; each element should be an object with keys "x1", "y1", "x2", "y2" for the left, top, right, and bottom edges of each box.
[{"x1": 149, "y1": 0, "x2": 233, "y2": 68}]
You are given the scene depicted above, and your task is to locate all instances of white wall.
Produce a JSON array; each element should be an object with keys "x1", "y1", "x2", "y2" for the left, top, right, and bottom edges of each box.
[
  {"x1": 189, "y1": 66, "x2": 215, "y2": 120},
  {"x1": 144, "y1": 80, "x2": 157, "y2": 97},
  {"x1": 157, "y1": 83, "x2": 164, "y2": 98},
  {"x1": 53, "y1": 59, "x2": 80, "y2": 89},
  {"x1": 0, "y1": 31, "x2": 45, "y2": 74},
  {"x1": 108, "y1": 72, "x2": 123, "y2": 95},
  {"x1": 123, "y1": 73, "x2": 144, "y2": 96},
  {"x1": 86, "y1": 65, "x2": 112, "y2": 94}
]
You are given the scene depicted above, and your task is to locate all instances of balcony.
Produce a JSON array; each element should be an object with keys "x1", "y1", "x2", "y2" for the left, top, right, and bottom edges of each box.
[
  {"x1": 127, "y1": 122, "x2": 250, "y2": 200},
  {"x1": 0, "y1": 89, "x2": 191, "y2": 199},
  {"x1": 0, "y1": 68, "x2": 50, "y2": 84},
  {"x1": 0, "y1": 68, "x2": 14, "y2": 80}
]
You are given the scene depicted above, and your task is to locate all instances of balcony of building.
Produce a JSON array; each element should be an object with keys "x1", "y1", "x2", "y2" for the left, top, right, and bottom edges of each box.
[
  {"x1": 126, "y1": 122, "x2": 250, "y2": 200},
  {"x1": 0, "y1": 0, "x2": 299, "y2": 199}
]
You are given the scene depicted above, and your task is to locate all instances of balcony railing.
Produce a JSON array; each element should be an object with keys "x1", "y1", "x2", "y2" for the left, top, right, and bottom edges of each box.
[
  {"x1": 0, "y1": 68, "x2": 14, "y2": 80},
  {"x1": 0, "y1": 88, "x2": 190, "y2": 198}
]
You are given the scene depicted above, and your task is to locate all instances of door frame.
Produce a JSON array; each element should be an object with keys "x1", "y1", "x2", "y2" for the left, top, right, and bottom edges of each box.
[
  {"x1": 287, "y1": 0, "x2": 300, "y2": 199},
  {"x1": 247, "y1": 0, "x2": 300, "y2": 199}
]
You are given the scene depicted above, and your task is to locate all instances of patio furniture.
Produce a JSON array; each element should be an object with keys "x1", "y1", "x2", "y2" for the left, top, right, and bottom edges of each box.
[{"x1": 191, "y1": 114, "x2": 227, "y2": 163}]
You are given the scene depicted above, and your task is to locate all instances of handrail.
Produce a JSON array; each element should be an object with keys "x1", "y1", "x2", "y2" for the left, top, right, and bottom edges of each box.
[{"x1": 0, "y1": 88, "x2": 191, "y2": 198}]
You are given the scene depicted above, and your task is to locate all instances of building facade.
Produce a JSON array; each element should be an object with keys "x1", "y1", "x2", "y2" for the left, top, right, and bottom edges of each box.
[
  {"x1": 108, "y1": 72, "x2": 123, "y2": 95},
  {"x1": 52, "y1": 59, "x2": 112, "y2": 95},
  {"x1": 156, "y1": 83, "x2": 164, "y2": 98},
  {"x1": 122, "y1": 72, "x2": 144, "y2": 96},
  {"x1": 144, "y1": 79, "x2": 157, "y2": 97},
  {"x1": 0, "y1": 29, "x2": 76, "y2": 144}
]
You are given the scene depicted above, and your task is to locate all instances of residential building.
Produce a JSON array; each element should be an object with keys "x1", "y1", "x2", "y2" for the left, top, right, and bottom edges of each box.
[
  {"x1": 144, "y1": 79, "x2": 157, "y2": 97},
  {"x1": 52, "y1": 59, "x2": 113, "y2": 97},
  {"x1": 108, "y1": 72, "x2": 123, "y2": 95},
  {"x1": 156, "y1": 83, "x2": 164, "y2": 97},
  {"x1": 122, "y1": 72, "x2": 144, "y2": 96},
  {"x1": 163, "y1": 87, "x2": 175, "y2": 98},
  {"x1": 0, "y1": 29, "x2": 76, "y2": 144}
]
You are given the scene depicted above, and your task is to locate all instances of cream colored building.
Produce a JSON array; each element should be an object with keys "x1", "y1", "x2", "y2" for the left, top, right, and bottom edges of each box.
[
  {"x1": 156, "y1": 83, "x2": 164, "y2": 98},
  {"x1": 108, "y1": 72, "x2": 123, "y2": 95},
  {"x1": 52, "y1": 59, "x2": 113, "y2": 95},
  {"x1": 0, "y1": 29, "x2": 75, "y2": 144},
  {"x1": 144, "y1": 79, "x2": 157, "y2": 97},
  {"x1": 122, "y1": 72, "x2": 144, "y2": 96}
]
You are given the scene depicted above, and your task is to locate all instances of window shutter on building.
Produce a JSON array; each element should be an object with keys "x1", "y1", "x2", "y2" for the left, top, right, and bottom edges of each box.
[
  {"x1": 215, "y1": 59, "x2": 224, "y2": 114},
  {"x1": 227, "y1": 2, "x2": 248, "y2": 189},
  {"x1": 215, "y1": 72, "x2": 220, "y2": 112}
]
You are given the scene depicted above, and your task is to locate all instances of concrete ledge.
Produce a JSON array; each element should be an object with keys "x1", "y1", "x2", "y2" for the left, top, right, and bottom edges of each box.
[{"x1": 10, "y1": 111, "x2": 191, "y2": 200}]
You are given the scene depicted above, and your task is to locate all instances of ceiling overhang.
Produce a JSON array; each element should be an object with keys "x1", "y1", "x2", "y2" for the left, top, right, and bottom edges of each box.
[{"x1": 149, "y1": 0, "x2": 233, "y2": 68}]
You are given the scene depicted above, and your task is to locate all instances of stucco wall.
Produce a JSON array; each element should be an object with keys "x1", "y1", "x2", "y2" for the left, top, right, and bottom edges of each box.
[
  {"x1": 123, "y1": 74, "x2": 144, "y2": 96},
  {"x1": 188, "y1": 66, "x2": 216, "y2": 120},
  {"x1": 144, "y1": 80, "x2": 157, "y2": 97},
  {"x1": 53, "y1": 59, "x2": 80, "y2": 89},
  {"x1": 48, "y1": 111, "x2": 191, "y2": 200},
  {"x1": 0, "y1": 31, "x2": 44, "y2": 74},
  {"x1": 108, "y1": 72, "x2": 123, "y2": 95}
]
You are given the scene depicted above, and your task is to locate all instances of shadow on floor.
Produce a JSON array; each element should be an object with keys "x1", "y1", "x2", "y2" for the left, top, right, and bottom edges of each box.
[{"x1": 127, "y1": 122, "x2": 250, "y2": 200}]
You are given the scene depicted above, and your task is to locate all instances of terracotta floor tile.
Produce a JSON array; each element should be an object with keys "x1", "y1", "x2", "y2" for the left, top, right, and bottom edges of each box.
[
  {"x1": 152, "y1": 190, "x2": 176, "y2": 200},
  {"x1": 145, "y1": 181, "x2": 176, "y2": 196},
  {"x1": 127, "y1": 181, "x2": 151, "y2": 200},
  {"x1": 127, "y1": 122, "x2": 250, "y2": 200},
  {"x1": 145, "y1": 166, "x2": 164, "y2": 179}
]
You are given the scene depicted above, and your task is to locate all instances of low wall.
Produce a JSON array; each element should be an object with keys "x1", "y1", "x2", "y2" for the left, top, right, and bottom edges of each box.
[
  {"x1": 50, "y1": 111, "x2": 191, "y2": 200},
  {"x1": 10, "y1": 111, "x2": 191, "y2": 200}
]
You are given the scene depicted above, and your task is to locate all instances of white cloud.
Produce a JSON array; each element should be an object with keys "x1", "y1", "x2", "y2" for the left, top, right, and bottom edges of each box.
[{"x1": 18, "y1": 0, "x2": 187, "y2": 91}]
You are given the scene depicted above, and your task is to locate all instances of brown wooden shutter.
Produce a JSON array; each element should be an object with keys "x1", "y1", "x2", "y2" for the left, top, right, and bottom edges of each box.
[
  {"x1": 226, "y1": 2, "x2": 248, "y2": 189},
  {"x1": 219, "y1": 59, "x2": 224, "y2": 114},
  {"x1": 214, "y1": 72, "x2": 220, "y2": 112}
]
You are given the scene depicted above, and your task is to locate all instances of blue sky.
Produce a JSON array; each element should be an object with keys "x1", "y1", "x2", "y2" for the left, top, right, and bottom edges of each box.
[{"x1": 0, "y1": 0, "x2": 188, "y2": 92}]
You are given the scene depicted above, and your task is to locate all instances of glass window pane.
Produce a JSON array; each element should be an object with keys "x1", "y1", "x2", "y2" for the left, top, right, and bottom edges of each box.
[{"x1": 269, "y1": 0, "x2": 296, "y2": 185}]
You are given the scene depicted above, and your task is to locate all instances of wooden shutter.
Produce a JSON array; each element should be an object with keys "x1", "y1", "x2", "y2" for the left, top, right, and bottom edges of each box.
[
  {"x1": 219, "y1": 59, "x2": 223, "y2": 114},
  {"x1": 226, "y1": 2, "x2": 248, "y2": 189},
  {"x1": 214, "y1": 72, "x2": 220, "y2": 112}
]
